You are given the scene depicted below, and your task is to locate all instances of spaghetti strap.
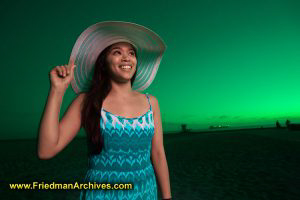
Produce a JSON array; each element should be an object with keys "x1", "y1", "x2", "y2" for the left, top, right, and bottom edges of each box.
[{"x1": 145, "y1": 93, "x2": 152, "y2": 111}]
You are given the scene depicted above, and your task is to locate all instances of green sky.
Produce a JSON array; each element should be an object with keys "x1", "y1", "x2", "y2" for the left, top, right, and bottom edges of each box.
[{"x1": 1, "y1": 0, "x2": 300, "y2": 139}]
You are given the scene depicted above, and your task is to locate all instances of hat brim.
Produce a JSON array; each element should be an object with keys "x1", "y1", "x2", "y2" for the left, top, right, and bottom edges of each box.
[{"x1": 69, "y1": 21, "x2": 166, "y2": 94}]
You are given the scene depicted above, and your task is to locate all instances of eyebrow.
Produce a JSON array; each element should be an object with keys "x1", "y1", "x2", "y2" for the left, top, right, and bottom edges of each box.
[{"x1": 110, "y1": 47, "x2": 135, "y2": 51}]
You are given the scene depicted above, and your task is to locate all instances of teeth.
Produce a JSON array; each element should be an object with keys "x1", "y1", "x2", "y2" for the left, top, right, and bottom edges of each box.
[{"x1": 121, "y1": 65, "x2": 131, "y2": 69}]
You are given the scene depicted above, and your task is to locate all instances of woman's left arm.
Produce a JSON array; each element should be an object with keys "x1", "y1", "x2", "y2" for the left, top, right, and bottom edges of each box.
[{"x1": 150, "y1": 95, "x2": 172, "y2": 199}]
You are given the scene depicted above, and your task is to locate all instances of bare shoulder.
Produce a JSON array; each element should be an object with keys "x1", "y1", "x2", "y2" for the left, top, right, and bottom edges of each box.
[
  {"x1": 134, "y1": 91, "x2": 159, "y2": 109},
  {"x1": 147, "y1": 94, "x2": 158, "y2": 107},
  {"x1": 135, "y1": 91, "x2": 158, "y2": 104},
  {"x1": 144, "y1": 93, "x2": 159, "y2": 114}
]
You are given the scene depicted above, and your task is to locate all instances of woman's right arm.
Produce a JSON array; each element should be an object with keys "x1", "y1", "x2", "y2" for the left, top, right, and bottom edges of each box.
[{"x1": 37, "y1": 62, "x2": 83, "y2": 159}]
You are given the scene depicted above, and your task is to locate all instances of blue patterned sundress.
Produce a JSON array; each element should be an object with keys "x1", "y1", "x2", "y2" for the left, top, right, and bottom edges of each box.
[{"x1": 80, "y1": 93, "x2": 157, "y2": 200}]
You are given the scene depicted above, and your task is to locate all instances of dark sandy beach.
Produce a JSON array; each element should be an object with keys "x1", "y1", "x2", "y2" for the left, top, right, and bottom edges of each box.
[{"x1": 1, "y1": 128, "x2": 299, "y2": 200}]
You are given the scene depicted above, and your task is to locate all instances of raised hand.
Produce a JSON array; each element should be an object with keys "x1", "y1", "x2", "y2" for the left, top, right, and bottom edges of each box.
[{"x1": 49, "y1": 60, "x2": 76, "y2": 93}]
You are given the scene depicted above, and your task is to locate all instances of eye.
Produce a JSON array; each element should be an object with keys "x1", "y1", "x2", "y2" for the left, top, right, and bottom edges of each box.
[
  {"x1": 129, "y1": 51, "x2": 135, "y2": 56},
  {"x1": 113, "y1": 50, "x2": 121, "y2": 55}
]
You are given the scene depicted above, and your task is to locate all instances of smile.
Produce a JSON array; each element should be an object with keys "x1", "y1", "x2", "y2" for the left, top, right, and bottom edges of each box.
[{"x1": 120, "y1": 65, "x2": 132, "y2": 71}]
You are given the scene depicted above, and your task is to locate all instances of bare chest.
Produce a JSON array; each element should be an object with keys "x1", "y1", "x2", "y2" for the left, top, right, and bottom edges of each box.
[{"x1": 102, "y1": 94, "x2": 150, "y2": 118}]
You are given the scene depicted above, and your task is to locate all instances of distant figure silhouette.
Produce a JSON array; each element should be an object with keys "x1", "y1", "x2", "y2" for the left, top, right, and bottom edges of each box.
[
  {"x1": 181, "y1": 124, "x2": 187, "y2": 132},
  {"x1": 286, "y1": 119, "x2": 291, "y2": 128},
  {"x1": 276, "y1": 120, "x2": 281, "y2": 129},
  {"x1": 181, "y1": 124, "x2": 190, "y2": 133}
]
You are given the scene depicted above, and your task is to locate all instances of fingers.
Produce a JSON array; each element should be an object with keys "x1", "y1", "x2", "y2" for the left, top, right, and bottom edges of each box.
[
  {"x1": 71, "y1": 63, "x2": 76, "y2": 71},
  {"x1": 68, "y1": 60, "x2": 76, "y2": 72},
  {"x1": 55, "y1": 65, "x2": 67, "y2": 77},
  {"x1": 54, "y1": 63, "x2": 76, "y2": 78},
  {"x1": 55, "y1": 66, "x2": 63, "y2": 77},
  {"x1": 64, "y1": 64, "x2": 70, "y2": 76},
  {"x1": 66, "y1": 63, "x2": 76, "y2": 76},
  {"x1": 69, "y1": 60, "x2": 75, "y2": 67}
]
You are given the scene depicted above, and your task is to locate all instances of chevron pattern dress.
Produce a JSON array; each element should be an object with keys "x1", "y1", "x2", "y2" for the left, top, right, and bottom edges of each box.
[{"x1": 80, "y1": 93, "x2": 157, "y2": 200}]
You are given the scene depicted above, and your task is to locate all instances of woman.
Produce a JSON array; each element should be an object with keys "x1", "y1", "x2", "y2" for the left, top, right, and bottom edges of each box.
[{"x1": 38, "y1": 21, "x2": 171, "y2": 199}]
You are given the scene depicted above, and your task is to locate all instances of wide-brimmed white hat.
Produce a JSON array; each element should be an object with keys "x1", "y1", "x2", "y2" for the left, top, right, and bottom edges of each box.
[{"x1": 68, "y1": 21, "x2": 166, "y2": 94}]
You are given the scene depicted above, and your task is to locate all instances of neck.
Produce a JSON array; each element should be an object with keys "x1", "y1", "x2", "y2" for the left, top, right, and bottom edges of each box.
[{"x1": 109, "y1": 80, "x2": 135, "y2": 98}]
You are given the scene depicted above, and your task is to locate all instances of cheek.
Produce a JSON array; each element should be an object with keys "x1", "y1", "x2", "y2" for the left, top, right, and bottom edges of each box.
[
  {"x1": 132, "y1": 58, "x2": 137, "y2": 66},
  {"x1": 107, "y1": 57, "x2": 119, "y2": 66}
]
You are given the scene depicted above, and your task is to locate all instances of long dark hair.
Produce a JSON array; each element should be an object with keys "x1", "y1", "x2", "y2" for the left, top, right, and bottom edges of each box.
[{"x1": 81, "y1": 43, "x2": 138, "y2": 155}]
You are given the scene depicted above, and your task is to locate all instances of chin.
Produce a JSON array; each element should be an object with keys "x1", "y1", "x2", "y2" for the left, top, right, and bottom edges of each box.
[{"x1": 119, "y1": 76, "x2": 133, "y2": 82}]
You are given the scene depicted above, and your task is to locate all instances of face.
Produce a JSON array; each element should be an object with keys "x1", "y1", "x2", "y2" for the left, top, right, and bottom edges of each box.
[{"x1": 106, "y1": 42, "x2": 137, "y2": 83}]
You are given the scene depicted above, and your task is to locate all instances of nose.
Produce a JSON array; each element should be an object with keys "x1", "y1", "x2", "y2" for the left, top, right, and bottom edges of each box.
[{"x1": 121, "y1": 53, "x2": 130, "y2": 61}]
